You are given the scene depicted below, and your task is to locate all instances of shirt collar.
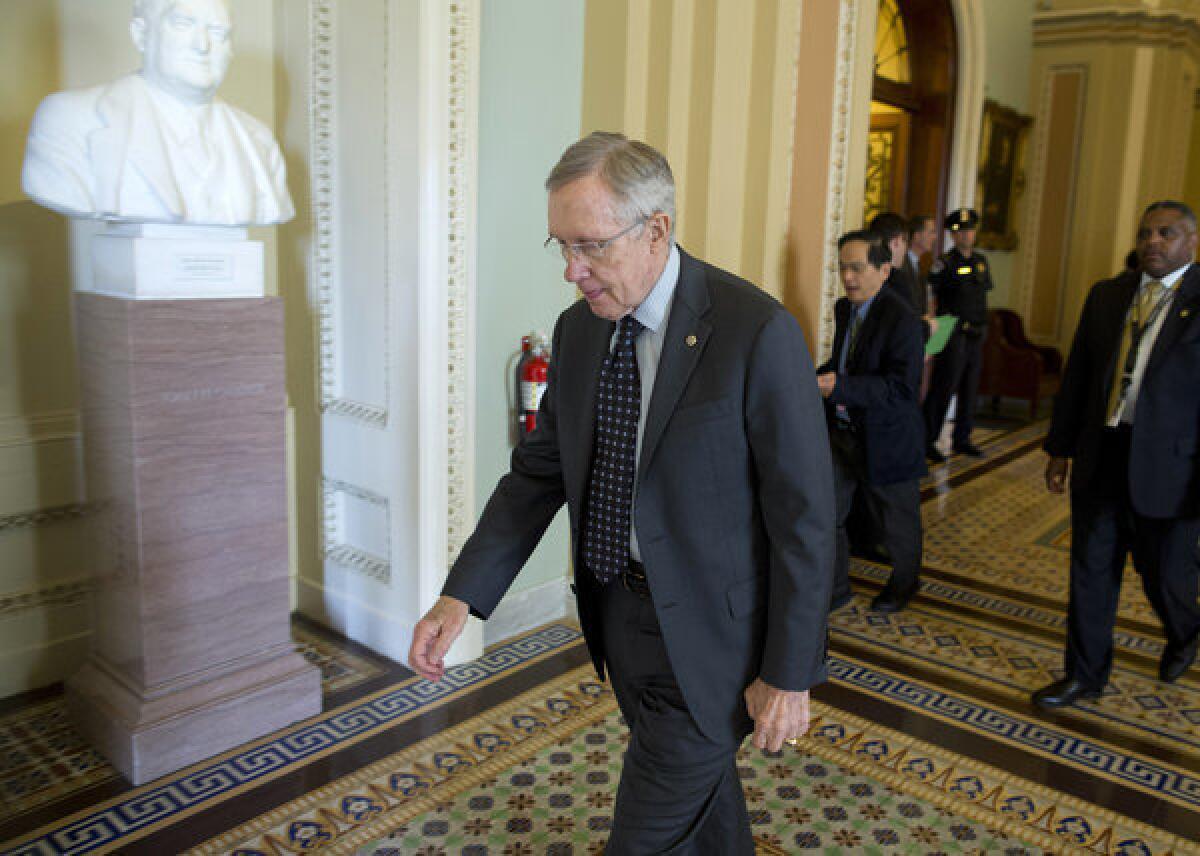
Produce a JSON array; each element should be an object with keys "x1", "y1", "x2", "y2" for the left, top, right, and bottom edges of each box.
[
  {"x1": 632, "y1": 244, "x2": 680, "y2": 333},
  {"x1": 852, "y1": 295, "x2": 875, "y2": 320},
  {"x1": 1142, "y1": 262, "x2": 1191, "y2": 290}
]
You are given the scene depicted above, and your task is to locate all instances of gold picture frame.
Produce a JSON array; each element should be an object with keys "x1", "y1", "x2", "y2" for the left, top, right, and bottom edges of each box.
[{"x1": 976, "y1": 99, "x2": 1032, "y2": 252}]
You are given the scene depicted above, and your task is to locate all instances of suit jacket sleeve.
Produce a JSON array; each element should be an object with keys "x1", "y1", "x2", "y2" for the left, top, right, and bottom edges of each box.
[
  {"x1": 745, "y1": 309, "x2": 836, "y2": 692},
  {"x1": 830, "y1": 307, "x2": 922, "y2": 410},
  {"x1": 441, "y1": 317, "x2": 569, "y2": 618},
  {"x1": 1045, "y1": 283, "x2": 1101, "y2": 458}
]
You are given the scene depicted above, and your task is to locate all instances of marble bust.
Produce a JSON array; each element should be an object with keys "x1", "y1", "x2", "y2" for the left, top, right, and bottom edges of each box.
[{"x1": 22, "y1": 0, "x2": 294, "y2": 226}]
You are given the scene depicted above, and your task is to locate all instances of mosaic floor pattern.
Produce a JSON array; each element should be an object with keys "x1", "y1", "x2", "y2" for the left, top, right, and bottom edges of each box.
[
  {"x1": 0, "y1": 621, "x2": 392, "y2": 824},
  {"x1": 192, "y1": 665, "x2": 1189, "y2": 856},
  {"x1": 919, "y1": 437, "x2": 1157, "y2": 627},
  {"x1": 831, "y1": 595, "x2": 1200, "y2": 761}
]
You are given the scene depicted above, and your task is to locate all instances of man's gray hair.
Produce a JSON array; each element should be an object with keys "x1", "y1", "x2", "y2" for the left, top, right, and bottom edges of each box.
[{"x1": 546, "y1": 131, "x2": 676, "y2": 240}]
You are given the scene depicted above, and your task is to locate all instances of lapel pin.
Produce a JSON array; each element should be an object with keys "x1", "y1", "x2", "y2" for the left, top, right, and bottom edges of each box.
[
  {"x1": 1182, "y1": 308, "x2": 1192, "y2": 319},
  {"x1": 686, "y1": 334, "x2": 698, "y2": 347}
]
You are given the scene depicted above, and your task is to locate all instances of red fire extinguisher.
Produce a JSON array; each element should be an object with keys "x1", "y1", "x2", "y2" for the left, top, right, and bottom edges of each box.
[{"x1": 515, "y1": 333, "x2": 549, "y2": 438}]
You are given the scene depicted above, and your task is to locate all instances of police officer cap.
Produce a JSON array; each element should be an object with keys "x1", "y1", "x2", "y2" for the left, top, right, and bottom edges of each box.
[{"x1": 945, "y1": 208, "x2": 980, "y2": 231}]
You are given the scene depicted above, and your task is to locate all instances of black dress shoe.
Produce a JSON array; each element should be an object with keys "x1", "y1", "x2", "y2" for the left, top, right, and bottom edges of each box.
[
  {"x1": 953, "y1": 442, "x2": 985, "y2": 458},
  {"x1": 1160, "y1": 638, "x2": 1198, "y2": 683},
  {"x1": 1032, "y1": 677, "x2": 1102, "y2": 710},
  {"x1": 926, "y1": 445, "x2": 947, "y2": 463},
  {"x1": 870, "y1": 583, "x2": 918, "y2": 613}
]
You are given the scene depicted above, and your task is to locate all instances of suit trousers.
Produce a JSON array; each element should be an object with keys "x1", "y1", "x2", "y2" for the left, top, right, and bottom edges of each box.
[
  {"x1": 829, "y1": 425, "x2": 923, "y2": 600},
  {"x1": 925, "y1": 328, "x2": 984, "y2": 448},
  {"x1": 600, "y1": 579, "x2": 754, "y2": 855},
  {"x1": 1066, "y1": 426, "x2": 1200, "y2": 688}
]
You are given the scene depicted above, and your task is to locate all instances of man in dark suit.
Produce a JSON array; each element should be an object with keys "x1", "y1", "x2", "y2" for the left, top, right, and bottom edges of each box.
[
  {"x1": 1033, "y1": 200, "x2": 1200, "y2": 710},
  {"x1": 924, "y1": 208, "x2": 993, "y2": 462},
  {"x1": 869, "y1": 211, "x2": 924, "y2": 317},
  {"x1": 408, "y1": 132, "x2": 835, "y2": 852},
  {"x1": 818, "y1": 230, "x2": 927, "y2": 613}
]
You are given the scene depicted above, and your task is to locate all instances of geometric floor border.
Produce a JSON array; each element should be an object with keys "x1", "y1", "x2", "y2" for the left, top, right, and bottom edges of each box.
[
  {"x1": 830, "y1": 652, "x2": 1200, "y2": 813},
  {"x1": 187, "y1": 663, "x2": 1193, "y2": 856},
  {"x1": 2, "y1": 624, "x2": 583, "y2": 856},
  {"x1": 850, "y1": 561, "x2": 1164, "y2": 657}
]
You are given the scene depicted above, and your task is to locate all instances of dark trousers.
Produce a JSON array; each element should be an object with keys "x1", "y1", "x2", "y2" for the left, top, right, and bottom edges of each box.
[
  {"x1": 829, "y1": 425, "x2": 923, "y2": 600},
  {"x1": 925, "y1": 328, "x2": 984, "y2": 448},
  {"x1": 1066, "y1": 427, "x2": 1200, "y2": 687},
  {"x1": 600, "y1": 579, "x2": 753, "y2": 855}
]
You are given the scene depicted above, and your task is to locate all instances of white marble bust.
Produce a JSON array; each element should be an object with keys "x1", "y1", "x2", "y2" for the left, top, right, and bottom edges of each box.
[{"x1": 22, "y1": 0, "x2": 294, "y2": 226}]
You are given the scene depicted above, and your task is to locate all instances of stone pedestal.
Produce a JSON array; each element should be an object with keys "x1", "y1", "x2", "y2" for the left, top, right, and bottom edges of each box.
[{"x1": 67, "y1": 228, "x2": 320, "y2": 785}]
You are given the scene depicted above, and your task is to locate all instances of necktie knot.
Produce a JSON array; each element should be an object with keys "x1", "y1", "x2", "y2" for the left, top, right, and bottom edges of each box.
[
  {"x1": 618, "y1": 315, "x2": 645, "y2": 346},
  {"x1": 1141, "y1": 280, "x2": 1165, "y2": 311}
]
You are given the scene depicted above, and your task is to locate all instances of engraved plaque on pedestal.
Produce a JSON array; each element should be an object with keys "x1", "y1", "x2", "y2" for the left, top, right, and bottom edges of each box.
[{"x1": 89, "y1": 224, "x2": 265, "y2": 300}]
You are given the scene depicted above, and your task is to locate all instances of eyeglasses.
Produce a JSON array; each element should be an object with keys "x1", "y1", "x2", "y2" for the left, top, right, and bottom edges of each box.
[{"x1": 544, "y1": 217, "x2": 648, "y2": 261}]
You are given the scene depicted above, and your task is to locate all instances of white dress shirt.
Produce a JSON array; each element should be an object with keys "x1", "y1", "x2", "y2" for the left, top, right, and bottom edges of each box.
[
  {"x1": 611, "y1": 244, "x2": 680, "y2": 561},
  {"x1": 1110, "y1": 262, "x2": 1190, "y2": 426}
]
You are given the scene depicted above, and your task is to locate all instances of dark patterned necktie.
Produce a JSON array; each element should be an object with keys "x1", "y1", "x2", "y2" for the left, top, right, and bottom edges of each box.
[{"x1": 582, "y1": 314, "x2": 644, "y2": 586}]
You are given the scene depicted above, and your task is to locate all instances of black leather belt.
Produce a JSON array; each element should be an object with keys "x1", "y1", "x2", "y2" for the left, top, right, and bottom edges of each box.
[{"x1": 622, "y1": 560, "x2": 651, "y2": 598}]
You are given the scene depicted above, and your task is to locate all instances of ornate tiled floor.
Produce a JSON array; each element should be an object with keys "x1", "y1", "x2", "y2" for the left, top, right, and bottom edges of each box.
[
  {"x1": 4, "y1": 415, "x2": 1199, "y2": 854},
  {"x1": 193, "y1": 666, "x2": 1186, "y2": 855}
]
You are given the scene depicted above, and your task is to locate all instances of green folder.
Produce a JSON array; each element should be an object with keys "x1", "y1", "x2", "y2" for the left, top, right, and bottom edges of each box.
[{"x1": 924, "y1": 315, "x2": 958, "y2": 357}]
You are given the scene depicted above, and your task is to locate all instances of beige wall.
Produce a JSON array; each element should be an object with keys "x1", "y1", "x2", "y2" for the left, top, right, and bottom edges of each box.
[
  {"x1": 581, "y1": 0, "x2": 800, "y2": 299},
  {"x1": 980, "y1": 0, "x2": 1036, "y2": 309},
  {"x1": 1184, "y1": 98, "x2": 1200, "y2": 214},
  {"x1": 1016, "y1": 7, "x2": 1199, "y2": 350},
  {"x1": 0, "y1": 0, "x2": 281, "y2": 696}
]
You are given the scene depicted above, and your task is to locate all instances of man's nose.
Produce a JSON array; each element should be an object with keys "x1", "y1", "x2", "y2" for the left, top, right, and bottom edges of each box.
[
  {"x1": 564, "y1": 254, "x2": 589, "y2": 283},
  {"x1": 192, "y1": 27, "x2": 212, "y2": 52}
]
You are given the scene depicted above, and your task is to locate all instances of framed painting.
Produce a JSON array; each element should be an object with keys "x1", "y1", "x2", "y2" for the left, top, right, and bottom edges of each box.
[{"x1": 976, "y1": 99, "x2": 1032, "y2": 252}]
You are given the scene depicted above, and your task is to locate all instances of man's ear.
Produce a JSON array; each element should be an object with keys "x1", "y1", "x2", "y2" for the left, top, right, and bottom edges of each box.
[
  {"x1": 649, "y1": 211, "x2": 672, "y2": 246},
  {"x1": 130, "y1": 17, "x2": 147, "y2": 54}
]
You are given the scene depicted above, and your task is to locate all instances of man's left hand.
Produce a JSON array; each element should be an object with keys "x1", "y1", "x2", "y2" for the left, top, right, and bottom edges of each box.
[
  {"x1": 815, "y1": 372, "x2": 836, "y2": 398},
  {"x1": 744, "y1": 678, "x2": 810, "y2": 752}
]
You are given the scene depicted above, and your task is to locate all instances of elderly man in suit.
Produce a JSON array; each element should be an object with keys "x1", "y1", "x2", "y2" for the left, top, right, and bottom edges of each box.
[
  {"x1": 22, "y1": 0, "x2": 292, "y2": 226},
  {"x1": 408, "y1": 132, "x2": 835, "y2": 853},
  {"x1": 818, "y1": 230, "x2": 927, "y2": 613},
  {"x1": 1034, "y1": 200, "x2": 1200, "y2": 710}
]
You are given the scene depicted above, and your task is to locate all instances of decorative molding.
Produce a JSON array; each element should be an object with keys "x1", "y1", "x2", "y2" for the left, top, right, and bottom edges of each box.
[
  {"x1": 947, "y1": 0, "x2": 987, "y2": 215},
  {"x1": 323, "y1": 398, "x2": 387, "y2": 428},
  {"x1": 309, "y1": 0, "x2": 389, "y2": 429},
  {"x1": 818, "y1": 0, "x2": 860, "y2": 357},
  {"x1": 0, "y1": 578, "x2": 93, "y2": 618},
  {"x1": 321, "y1": 478, "x2": 391, "y2": 584},
  {"x1": 1034, "y1": 7, "x2": 1200, "y2": 57},
  {"x1": 0, "y1": 410, "x2": 80, "y2": 448},
  {"x1": 444, "y1": 0, "x2": 477, "y2": 563},
  {"x1": 0, "y1": 503, "x2": 90, "y2": 535},
  {"x1": 310, "y1": 0, "x2": 338, "y2": 413}
]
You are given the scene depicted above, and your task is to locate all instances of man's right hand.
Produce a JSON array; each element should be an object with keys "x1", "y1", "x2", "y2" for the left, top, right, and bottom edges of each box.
[
  {"x1": 1045, "y1": 456, "x2": 1069, "y2": 494},
  {"x1": 408, "y1": 596, "x2": 470, "y2": 681}
]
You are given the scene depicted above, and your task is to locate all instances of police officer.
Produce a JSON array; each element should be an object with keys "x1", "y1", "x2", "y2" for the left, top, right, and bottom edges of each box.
[{"x1": 924, "y1": 208, "x2": 993, "y2": 462}]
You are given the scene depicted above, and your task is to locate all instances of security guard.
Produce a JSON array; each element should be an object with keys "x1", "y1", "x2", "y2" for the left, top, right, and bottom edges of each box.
[{"x1": 923, "y1": 208, "x2": 993, "y2": 462}]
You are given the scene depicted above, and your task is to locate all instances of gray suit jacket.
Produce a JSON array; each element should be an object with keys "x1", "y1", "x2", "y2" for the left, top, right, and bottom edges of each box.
[{"x1": 444, "y1": 248, "x2": 835, "y2": 741}]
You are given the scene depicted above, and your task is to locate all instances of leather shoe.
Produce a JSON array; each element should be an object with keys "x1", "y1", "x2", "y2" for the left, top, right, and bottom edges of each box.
[
  {"x1": 830, "y1": 590, "x2": 853, "y2": 611},
  {"x1": 1032, "y1": 677, "x2": 1102, "y2": 710},
  {"x1": 870, "y1": 583, "x2": 918, "y2": 613},
  {"x1": 926, "y1": 445, "x2": 947, "y2": 463},
  {"x1": 953, "y1": 442, "x2": 985, "y2": 458},
  {"x1": 1160, "y1": 638, "x2": 1198, "y2": 683}
]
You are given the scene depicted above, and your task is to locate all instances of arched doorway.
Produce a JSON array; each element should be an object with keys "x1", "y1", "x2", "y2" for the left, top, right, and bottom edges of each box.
[{"x1": 863, "y1": 0, "x2": 958, "y2": 225}]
